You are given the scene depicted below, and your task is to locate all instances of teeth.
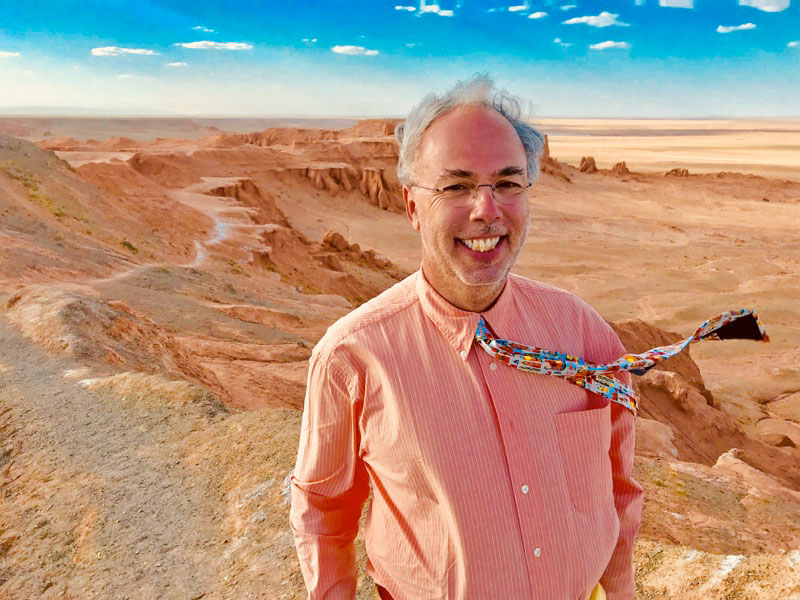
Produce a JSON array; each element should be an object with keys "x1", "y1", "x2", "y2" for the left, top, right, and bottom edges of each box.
[{"x1": 462, "y1": 237, "x2": 500, "y2": 252}]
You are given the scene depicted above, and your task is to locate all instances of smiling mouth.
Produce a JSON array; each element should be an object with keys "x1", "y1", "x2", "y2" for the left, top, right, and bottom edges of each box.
[{"x1": 458, "y1": 236, "x2": 502, "y2": 253}]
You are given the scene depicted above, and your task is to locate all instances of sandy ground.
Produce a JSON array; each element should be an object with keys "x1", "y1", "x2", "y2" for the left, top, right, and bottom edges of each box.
[
  {"x1": 538, "y1": 118, "x2": 800, "y2": 179},
  {"x1": 1, "y1": 118, "x2": 799, "y2": 598}
]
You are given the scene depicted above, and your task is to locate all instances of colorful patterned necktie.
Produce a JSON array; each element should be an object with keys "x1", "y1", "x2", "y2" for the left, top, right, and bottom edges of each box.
[{"x1": 474, "y1": 309, "x2": 768, "y2": 416}]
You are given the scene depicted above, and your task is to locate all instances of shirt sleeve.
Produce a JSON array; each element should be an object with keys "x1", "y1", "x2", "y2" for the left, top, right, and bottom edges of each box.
[
  {"x1": 290, "y1": 347, "x2": 370, "y2": 599},
  {"x1": 594, "y1": 329, "x2": 644, "y2": 599}
]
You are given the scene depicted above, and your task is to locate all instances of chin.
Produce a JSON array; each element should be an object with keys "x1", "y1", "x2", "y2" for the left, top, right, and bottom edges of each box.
[{"x1": 454, "y1": 266, "x2": 510, "y2": 288}]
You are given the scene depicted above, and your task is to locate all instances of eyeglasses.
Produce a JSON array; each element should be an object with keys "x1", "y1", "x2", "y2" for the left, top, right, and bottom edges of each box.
[{"x1": 411, "y1": 177, "x2": 533, "y2": 207}]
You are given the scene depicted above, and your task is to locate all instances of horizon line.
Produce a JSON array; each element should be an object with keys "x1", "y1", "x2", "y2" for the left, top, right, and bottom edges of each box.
[{"x1": 3, "y1": 112, "x2": 800, "y2": 121}]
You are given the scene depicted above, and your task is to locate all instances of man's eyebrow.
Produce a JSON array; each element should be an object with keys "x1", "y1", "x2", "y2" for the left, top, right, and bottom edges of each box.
[
  {"x1": 493, "y1": 166, "x2": 525, "y2": 177},
  {"x1": 437, "y1": 166, "x2": 526, "y2": 179},
  {"x1": 439, "y1": 168, "x2": 473, "y2": 178}
]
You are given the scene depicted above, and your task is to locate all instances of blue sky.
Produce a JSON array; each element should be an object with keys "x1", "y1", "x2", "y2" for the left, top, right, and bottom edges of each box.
[{"x1": 0, "y1": 0, "x2": 798, "y2": 117}]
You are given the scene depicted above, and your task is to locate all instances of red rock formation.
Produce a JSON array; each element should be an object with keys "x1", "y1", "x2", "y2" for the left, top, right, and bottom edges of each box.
[
  {"x1": 127, "y1": 152, "x2": 198, "y2": 187},
  {"x1": 610, "y1": 161, "x2": 631, "y2": 175},
  {"x1": 96, "y1": 136, "x2": 138, "y2": 150},
  {"x1": 665, "y1": 168, "x2": 690, "y2": 177},
  {"x1": 321, "y1": 230, "x2": 398, "y2": 274},
  {"x1": 580, "y1": 156, "x2": 598, "y2": 173},
  {"x1": 37, "y1": 136, "x2": 83, "y2": 151},
  {"x1": 538, "y1": 135, "x2": 571, "y2": 182},
  {"x1": 340, "y1": 119, "x2": 400, "y2": 137},
  {"x1": 611, "y1": 318, "x2": 800, "y2": 491},
  {"x1": 205, "y1": 178, "x2": 289, "y2": 227},
  {"x1": 359, "y1": 167, "x2": 394, "y2": 209}
]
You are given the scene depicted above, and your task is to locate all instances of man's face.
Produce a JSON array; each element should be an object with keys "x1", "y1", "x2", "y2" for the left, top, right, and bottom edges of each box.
[{"x1": 404, "y1": 105, "x2": 531, "y2": 308}]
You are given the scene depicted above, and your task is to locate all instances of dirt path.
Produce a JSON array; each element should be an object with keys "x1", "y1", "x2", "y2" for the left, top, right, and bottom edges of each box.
[
  {"x1": 169, "y1": 177, "x2": 276, "y2": 269},
  {"x1": 83, "y1": 176, "x2": 272, "y2": 287},
  {"x1": 0, "y1": 316, "x2": 228, "y2": 599}
]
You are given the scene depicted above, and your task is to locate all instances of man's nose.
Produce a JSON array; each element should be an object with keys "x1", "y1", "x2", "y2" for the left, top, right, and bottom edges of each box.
[{"x1": 470, "y1": 185, "x2": 501, "y2": 222}]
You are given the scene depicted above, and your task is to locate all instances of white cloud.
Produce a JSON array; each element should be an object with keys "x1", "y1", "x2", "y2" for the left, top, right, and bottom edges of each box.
[
  {"x1": 716, "y1": 23, "x2": 756, "y2": 33},
  {"x1": 0, "y1": 51, "x2": 21, "y2": 58},
  {"x1": 561, "y1": 4, "x2": 577, "y2": 10},
  {"x1": 420, "y1": 2, "x2": 441, "y2": 12},
  {"x1": 395, "y1": 5, "x2": 416, "y2": 10},
  {"x1": 192, "y1": 25, "x2": 215, "y2": 32},
  {"x1": 91, "y1": 46, "x2": 158, "y2": 56},
  {"x1": 590, "y1": 40, "x2": 631, "y2": 50},
  {"x1": 529, "y1": 11, "x2": 548, "y2": 18},
  {"x1": 331, "y1": 45, "x2": 379, "y2": 56},
  {"x1": 20, "y1": 69, "x2": 32, "y2": 75},
  {"x1": 659, "y1": 0, "x2": 694, "y2": 7},
  {"x1": 788, "y1": 40, "x2": 800, "y2": 47},
  {"x1": 487, "y1": 7, "x2": 499, "y2": 12},
  {"x1": 117, "y1": 74, "x2": 139, "y2": 79},
  {"x1": 176, "y1": 41, "x2": 253, "y2": 50},
  {"x1": 739, "y1": 0, "x2": 789, "y2": 11},
  {"x1": 301, "y1": 38, "x2": 318, "y2": 43},
  {"x1": 508, "y1": 5, "x2": 528, "y2": 12},
  {"x1": 564, "y1": 11, "x2": 629, "y2": 27},
  {"x1": 419, "y1": 2, "x2": 454, "y2": 16},
  {"x1": 553, "y1": 37, "x2": 572, "y2": 47},
  {"x1": 167, "y1": 62, "x2": 187, "y2": 67},
  {"x1": 405, "y1": 42, "x2": 418, "y2": 47}
]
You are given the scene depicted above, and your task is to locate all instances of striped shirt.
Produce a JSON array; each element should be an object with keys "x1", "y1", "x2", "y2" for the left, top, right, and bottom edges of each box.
[{"x1": 290, "y1": 270, "x2": 643, "y2": 599}]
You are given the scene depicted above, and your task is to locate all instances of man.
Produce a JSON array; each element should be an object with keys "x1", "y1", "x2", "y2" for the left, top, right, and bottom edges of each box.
[{"x1": 290, "y1": 75, "x2": 643, "y2": 599}]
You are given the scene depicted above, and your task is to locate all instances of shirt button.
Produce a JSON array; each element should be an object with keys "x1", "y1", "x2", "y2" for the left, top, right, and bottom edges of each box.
[
  {"x1": 489, "y1": 362, "x2": 498, "y2": 371},
  {"x1": 459, "y1": 350, "x2": 467, "y2": 358},
  {"x1": 521, "y1": 484, "x2": 529, "y2": 494},
  {"x1": 534, "y1": 547, "x2": 542, "y2": 558}
]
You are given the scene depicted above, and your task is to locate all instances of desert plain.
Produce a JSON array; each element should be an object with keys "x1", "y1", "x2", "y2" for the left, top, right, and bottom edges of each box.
[{"x1": 0, "y1": 115, "x2": 799, "y2": 599}]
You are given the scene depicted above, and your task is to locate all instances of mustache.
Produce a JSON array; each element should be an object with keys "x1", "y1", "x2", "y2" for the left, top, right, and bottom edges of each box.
[{"x1": 459, "y1": 226, "x2": 508, "y2": 237}]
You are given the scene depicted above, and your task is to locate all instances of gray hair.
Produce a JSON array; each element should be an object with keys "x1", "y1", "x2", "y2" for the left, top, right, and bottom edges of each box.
[{"x1": 395, "y1": 74, "x2": 546, "y2": 187}]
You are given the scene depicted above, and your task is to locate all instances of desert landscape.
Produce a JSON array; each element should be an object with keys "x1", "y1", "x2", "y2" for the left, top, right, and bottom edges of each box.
[{"x1": 1, "y1": 115, "x2": 799, "y2": 599}]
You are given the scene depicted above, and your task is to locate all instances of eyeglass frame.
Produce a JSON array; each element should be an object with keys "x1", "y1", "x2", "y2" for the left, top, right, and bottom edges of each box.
[{"x1": 409, "y1": 179, "x2": 533, "y2": 203}]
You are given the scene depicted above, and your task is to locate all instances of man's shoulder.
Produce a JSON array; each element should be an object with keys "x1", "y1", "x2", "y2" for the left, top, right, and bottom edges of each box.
[{"x1": 313, "y1": 271, "x2": 420, "y2": 356}]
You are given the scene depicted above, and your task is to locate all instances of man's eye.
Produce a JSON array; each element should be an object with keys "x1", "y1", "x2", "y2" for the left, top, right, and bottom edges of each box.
[
  {"x1": 441, "y1": 183, "x2": 470, "y2": 192},
  {"x1": 495, "y1": 180, "x2": 523, "y2": 190}
]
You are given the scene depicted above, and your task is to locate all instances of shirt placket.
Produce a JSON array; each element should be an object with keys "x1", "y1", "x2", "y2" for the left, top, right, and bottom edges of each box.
[{"x1": 473, "y1": 346, "x2": 552, "y2": 598}]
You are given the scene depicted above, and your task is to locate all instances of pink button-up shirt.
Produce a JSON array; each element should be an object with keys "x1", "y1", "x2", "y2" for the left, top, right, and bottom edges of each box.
[{"x1": 290, "y1": 271, "x2": 643, "y2": 599}]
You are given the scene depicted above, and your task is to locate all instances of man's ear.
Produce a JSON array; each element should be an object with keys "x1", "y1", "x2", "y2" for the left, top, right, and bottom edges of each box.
[{"x1": 403, "y1": 187, "x2": 421, "y2": 231}]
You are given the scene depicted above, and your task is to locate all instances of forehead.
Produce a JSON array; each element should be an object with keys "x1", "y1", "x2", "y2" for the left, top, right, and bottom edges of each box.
[{"x1": 415, "y1": 105, "x2": 526, "y2": 179}]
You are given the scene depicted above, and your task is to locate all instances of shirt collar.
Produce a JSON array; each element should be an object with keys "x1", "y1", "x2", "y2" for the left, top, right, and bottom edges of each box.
[{"x1": 415, "y1": 269, "x2": 518, "y2": 361}]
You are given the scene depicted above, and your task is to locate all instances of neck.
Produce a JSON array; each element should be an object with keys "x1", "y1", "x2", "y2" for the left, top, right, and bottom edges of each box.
[{"x1": 421, "y1": 264, "x2": 506, "y2": 313}]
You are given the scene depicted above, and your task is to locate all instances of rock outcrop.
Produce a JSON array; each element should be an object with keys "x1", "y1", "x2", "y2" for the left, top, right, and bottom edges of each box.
[
  {"x1": 283, "y1": 164, "x2": 403, "y2": 212},
  {"x1": 128, "y1": 151, "x2": 196, "y2": 187},
  {"x1": 611, "y1": 318, "x2": 800, "y2": 491},
  {"x1": 539, "y1": 135, "x2": 571, "y2": 182},
  {"x1": 610, "y1": 161, "x2": 631, "y2": 176},
  {"x1": 665, "y1": 168, "x2": 690, "y2": 177},
  {"x1": 37, "y1": 136, "x2": 83, "y2": 151},
  {"x1": 579, "y1": 156, "x2": 598, "y2": 173}
]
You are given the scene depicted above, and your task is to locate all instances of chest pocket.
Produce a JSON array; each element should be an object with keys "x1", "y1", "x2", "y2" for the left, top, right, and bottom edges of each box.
[{"x1": 553, "y1": 403, "x2": 613, "y2": 512}]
